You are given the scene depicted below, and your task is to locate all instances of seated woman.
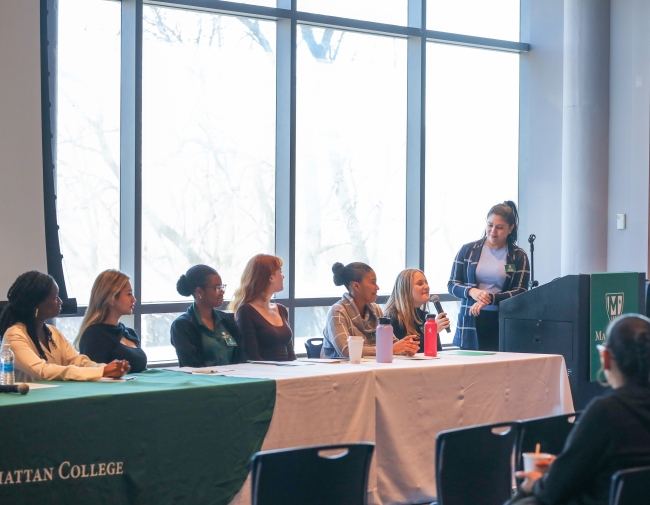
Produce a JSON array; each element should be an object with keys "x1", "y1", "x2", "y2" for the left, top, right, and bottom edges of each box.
[
  {"x1": 321, "y1": 262, "x2": 420, "y2": 359},
  {"x1": 229, "y1": 254, "x2": 295, "y2": 362},
  {"x1": 0, "y1": 271, "x2": 129, "y2": 382},
  {"x1": 76, "y1": 270, "x2": 147, "y2": 373},
  {"x1": 384, "y1": 269, "x2": 450, "y2": 353},
  {"x1": 507, "y1": 314, "x2": 650, "y2": 505},
  {"x1": 170, "y1": 264, "x2": 244, "y2": 367}
]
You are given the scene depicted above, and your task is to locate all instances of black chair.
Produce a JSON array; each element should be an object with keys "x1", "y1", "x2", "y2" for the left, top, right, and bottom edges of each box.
[
  {"x1": 516, "y1": 412, "x2": 581, "y2": 471},
  {"x1": 610, "y1": 466, "x2": 650, "y2": 505},
  {"x1": 435, "y1": 422, "x2": 518, "y2": 505},
  {"x1": 304, "y1": 337, "x2": 324, "y2": 358},
  {"x1": 251, "y1": 443, "x2": 374, "y2": 505}
]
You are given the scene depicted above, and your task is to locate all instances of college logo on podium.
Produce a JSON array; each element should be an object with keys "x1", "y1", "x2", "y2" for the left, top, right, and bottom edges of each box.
[{"x1": 606, "y1": 293, "x2": 624, "y2": 321}]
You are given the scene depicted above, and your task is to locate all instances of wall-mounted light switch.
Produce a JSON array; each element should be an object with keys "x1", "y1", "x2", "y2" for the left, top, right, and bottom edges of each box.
[{"x1": 617, "y1": 213, "x2": 626, "y2": 230}]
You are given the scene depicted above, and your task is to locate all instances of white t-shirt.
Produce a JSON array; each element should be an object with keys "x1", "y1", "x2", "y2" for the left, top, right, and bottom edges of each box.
[{"x1": 475, "y1": 242, "x2": 508, "y2": 311}]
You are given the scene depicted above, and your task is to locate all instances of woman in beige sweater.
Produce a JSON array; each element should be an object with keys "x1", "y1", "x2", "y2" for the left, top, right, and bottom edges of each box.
[{"x1": 0, "y1": 271, "x2": 129, "y2": 382}]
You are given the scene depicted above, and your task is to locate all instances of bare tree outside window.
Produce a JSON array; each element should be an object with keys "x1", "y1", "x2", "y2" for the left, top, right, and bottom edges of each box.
[
  {"x1": 56, "y1": 0, "x2": 121, "y2": 305},
  {"x1": 295, "y1": 28, "x2": 408, "y2": 298}
]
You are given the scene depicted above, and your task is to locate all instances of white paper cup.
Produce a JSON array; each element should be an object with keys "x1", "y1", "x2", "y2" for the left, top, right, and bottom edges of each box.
[
  {"x1": 522, "y1": 452, "x2": 554, "y2": 474},
  {"x1": 347, "y1": 336, "x2": 364, "y2": 364}
]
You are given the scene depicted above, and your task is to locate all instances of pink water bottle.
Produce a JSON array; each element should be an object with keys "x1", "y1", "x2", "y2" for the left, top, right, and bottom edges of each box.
[
  {"x1": 376, "y1": 317, "x2": 394, "y2": 363},
  {"x1": 424, "y1": 314, "x2": 438, "y2": 357}
]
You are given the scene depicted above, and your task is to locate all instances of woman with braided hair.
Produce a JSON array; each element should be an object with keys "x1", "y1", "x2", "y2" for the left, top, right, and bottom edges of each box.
[
  {"x1": 507, "y1": 314, "x2": 650, "y2": 505},
  {"x1": 0, "y1": 271, "x2": 129, "y2": 382}
]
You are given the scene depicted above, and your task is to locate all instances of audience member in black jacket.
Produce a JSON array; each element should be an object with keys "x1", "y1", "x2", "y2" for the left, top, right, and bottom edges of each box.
[
  {"x1": 384, "y1": 269, "x2": 450, "y2": 353},
  {"x1": 76, "y1": 269, "x2": 146, "y2": 373},
  {"x1": 507, "y1": 314, "x2": 650, "y2": 505},
  {"x1": 171, "y1": 265, "x2": 245, "y2": 367}
]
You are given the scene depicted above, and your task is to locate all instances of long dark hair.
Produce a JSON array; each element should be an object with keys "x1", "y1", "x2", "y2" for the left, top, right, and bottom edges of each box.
[
  {"x1": 606, "y1": 314, "x2": 650, "y2": 388},
  {"x1": 485, "y1": 200, "x2": 520, "y2": 247},
  {"x1": 0, "y1": 271, "x2": 55, "y2": 359}
]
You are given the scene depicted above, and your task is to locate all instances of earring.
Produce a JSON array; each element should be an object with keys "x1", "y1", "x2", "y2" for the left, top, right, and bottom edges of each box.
[
  {"x1": 35, "y1": 308, "x2": 39, "y2": 318},
  {"x1": 596, "y1": 367, "x2": 609, "y2": 388}
]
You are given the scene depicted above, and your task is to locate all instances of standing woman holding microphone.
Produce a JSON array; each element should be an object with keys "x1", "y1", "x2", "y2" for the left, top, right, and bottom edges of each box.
[{"x1": 447, "y1": 201, "x2": 530, "y2": 351}]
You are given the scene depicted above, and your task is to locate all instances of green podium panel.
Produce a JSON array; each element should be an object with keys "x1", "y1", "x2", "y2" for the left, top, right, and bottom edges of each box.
[{"x1": 589, "y1": 272, "x2": 641, "y2": 381}]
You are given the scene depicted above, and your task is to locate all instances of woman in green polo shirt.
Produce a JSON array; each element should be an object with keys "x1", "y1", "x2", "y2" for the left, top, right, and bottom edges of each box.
[{"x1": 170, "y1": 265, "x2": 245, "y2": 367}]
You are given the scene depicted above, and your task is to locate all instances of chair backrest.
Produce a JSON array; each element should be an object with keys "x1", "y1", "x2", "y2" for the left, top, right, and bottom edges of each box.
[
  {"x1": 435, "y1": 422, "x2": 518, "y2": 505},
  {"x1": 610, "y1": 466, "x2": 650, "y2": 505},
  {"x1": 304, "y1": 338, "x2": 324, "y2": 358},
  {"x1": 516, "y1": 412, "x2": 581, "y2": 471},
  {"x1": 251, "y1": 443, "x2": 374, "y2": 505}
]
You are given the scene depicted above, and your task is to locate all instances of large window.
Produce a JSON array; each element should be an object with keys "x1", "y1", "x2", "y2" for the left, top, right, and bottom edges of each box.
[
  {"x1": 54, "y1": 0, "x2": 525, "y2": 359},
  {"x1": 427, "y1": 0, "x2": 520, "y2": 40},
  {"x1": 56, "y1": 0, "x2": 121, "y2": 305},
  {"x1": 424, "y1": 43, "x2": 520, "y2": 293},
  {"x1": 295, "y1": 28, "x2": 407, "y2": 297},
  {"x1": 142, "y1": 6, "x2": 276, "y2": 303}
]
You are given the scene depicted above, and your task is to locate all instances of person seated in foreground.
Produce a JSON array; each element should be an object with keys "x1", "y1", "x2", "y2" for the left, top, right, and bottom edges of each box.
[
  {"x1": 76, "y1": 269, "x2": 147, "y2": 373},
  {"x1": 229, "y1": 254, "x2": 295, "y2": 362},
  {"x1": 321, "y1": 262, "x2": 419, "y2": 359},
  {"x1": 507, "y1": 314, "x2": 650, "y2": 505},
  {"x1": 0, "y1": 271, "x2": 129, "y2": 382},
  {"x1": 171, "y1": 264, "x2": 244, "y2": 367},
  {"x1": 384, "y1": 268, "x2": 450, "y2": 353}
]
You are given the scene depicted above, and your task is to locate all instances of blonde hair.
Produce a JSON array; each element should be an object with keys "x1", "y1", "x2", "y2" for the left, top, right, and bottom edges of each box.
[
  {"x1": 383, "y1": 269, "x2": 426, "y2": 337},
  {"x1": 75, "y1": 270, "x2": 131, "y2": 350},
  {"x1": 228, "y1": 254, "x2": 283, "y2": 316}
]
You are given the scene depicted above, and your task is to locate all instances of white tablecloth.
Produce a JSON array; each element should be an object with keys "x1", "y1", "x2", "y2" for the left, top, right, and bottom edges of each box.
[{"x1": 225, "y1": 352, "x2": 573, "y2": 505}]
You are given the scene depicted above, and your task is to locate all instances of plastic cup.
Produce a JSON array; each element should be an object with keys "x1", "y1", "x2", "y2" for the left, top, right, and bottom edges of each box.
[
  {"x1": 522, "y1": 452, "x2": 554, "y2": 474},
  {"x1": 347, "y1": 336, "x2": 364, "y2": 364}
]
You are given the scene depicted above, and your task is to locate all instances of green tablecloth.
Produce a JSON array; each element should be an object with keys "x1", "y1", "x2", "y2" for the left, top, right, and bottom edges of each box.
[{"x1": 0, "y1": 370, "x2": 276, "y2": 505}]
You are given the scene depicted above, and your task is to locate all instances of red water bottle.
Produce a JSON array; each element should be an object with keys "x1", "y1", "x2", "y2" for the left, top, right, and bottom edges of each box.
[{"x1": 424, "y1": 314, "x2": 438, "y2": 357}]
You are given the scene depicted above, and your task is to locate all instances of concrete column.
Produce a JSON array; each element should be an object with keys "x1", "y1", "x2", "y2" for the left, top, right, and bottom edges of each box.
[{"x1": 561, "y1": 0, "x2": 610, "y2": 275}]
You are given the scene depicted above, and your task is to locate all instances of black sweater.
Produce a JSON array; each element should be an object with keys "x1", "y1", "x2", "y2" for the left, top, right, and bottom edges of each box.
[
  {"x1": 170, "y1": 307, "x2": 245, "y2": 367},
  {"x1": 532, "y1": 384, "x2": 650, "y2": 505},
  {"x1": 79, "y1": 323, "x2": 148, "y2": 373},
  {"x1": 236, "y1": 303, "x2": 295, "y2": 362},
  {"x1": 387, "y1": 308, "x2": 442, "y2": 353}
]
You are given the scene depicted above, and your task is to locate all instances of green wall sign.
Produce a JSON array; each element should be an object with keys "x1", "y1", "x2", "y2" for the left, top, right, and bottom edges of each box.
[{"x1": 589, "y1": 272, "x2": 640, "y2": 381}]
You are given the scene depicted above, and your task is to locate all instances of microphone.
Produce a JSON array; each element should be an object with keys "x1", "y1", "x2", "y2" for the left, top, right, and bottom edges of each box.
[
  {"x1": 430, "y1": 295, "x2": 451, "y2": 333},
  {"x1": 0, "y1": 384, "x2": 29, "y2": 395}
]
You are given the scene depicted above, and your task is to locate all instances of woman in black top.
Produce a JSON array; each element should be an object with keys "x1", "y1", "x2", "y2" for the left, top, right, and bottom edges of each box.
[
  {"x1": 384, "y1": 269, "x2": 450, "y2": 353},
  {"x1": 229, "y1": 254, "x2": 295, "y2": 361},
  {"x1": 508, "y1": 314, "x2": 650, "y2": 505},
  {"x1": 76, "y1": 270, "x2": 147, "y2": 373},
  {"x1": 170, "y1": 265, "x2": 244, "y2": 367}
]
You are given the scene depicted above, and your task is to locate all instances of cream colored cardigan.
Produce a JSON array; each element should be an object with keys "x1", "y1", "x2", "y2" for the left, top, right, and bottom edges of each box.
[{"x1": 3, "y1": 323, "x2": 104, "y2": 382}]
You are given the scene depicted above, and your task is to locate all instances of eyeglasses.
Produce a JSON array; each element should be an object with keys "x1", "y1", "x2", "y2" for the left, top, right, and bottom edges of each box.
[{"x1": 207, "y1": 284, "x2": 227, "y2": 293}]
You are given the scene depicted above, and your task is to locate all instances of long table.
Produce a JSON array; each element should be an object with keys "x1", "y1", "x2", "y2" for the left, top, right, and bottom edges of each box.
[
  {"x1": 0, "y1": 371, "x2": 276, "y2": 505},
  {"x1": 226, "y1": 351, "x2": 573, "y2": 505},
  {"x1": 0, "y1": 352, "x2": 572, "y2": 505}
]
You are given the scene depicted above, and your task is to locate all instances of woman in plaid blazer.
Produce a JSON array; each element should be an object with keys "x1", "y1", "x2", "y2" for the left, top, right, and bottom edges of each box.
[{"x1": 447, "y1": 201, "x2": 530, "y2": 350}]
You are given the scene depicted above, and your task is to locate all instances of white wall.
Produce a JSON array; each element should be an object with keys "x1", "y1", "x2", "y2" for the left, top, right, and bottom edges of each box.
[
  {"x1": 0, "y1": 0, "x2": 48, "y2": 297},
  {"x1": 607, "y1": 0, "x2": 650, "y2": 275}
]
